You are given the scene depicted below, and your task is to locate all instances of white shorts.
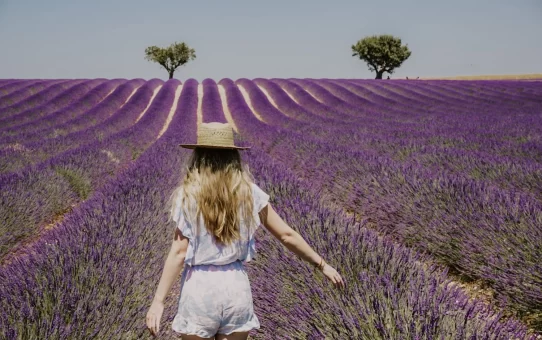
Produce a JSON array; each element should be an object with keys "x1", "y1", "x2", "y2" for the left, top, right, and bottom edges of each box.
[{"x1": 172, "y1": 260, "x2": 260, "y2": 337}]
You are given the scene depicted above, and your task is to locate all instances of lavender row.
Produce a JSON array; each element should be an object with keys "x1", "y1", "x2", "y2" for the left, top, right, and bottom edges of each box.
[
  {"x1": 0, "y1": 79, "x2": 107, "y2": 130},
  {"x1": 426, "y1": 80, "x2": 542, "y2": 103},
  {"x1": 347, "y1": 79, "x2": 542, "y2": 96},
  {"x1": 336, "y1": 80, "x2": 542, "y2": 166},
  {"x1": 404, "y1": 145, "x2": 542, "y2": 200},
  {"x1": 285, "y1": 78, "x2": 411, "y2": 119},
  {"x1": 253, "y1": 78, "x2": 342, "y2": 125},
  {"x1": 252, "y1": 78, "x2": 427, "y2": 142},
  {"x1": 0, "y1": 79, "x2": 126, "y2": 144},
  {"x1": 0, "y1": 79, "x2": 19, "y2": 88},
  {"x1": 259, "y1": 78, "x2": 542, "y2": 196},
  {"x1": 274, "y1": 78, "x2": 453, "y2": 131},
  {"x1": 319, "y1": 79, "x2": 542, "y2": 164},
  {"x1": 0, "y1": 79, "x2": 198, "y2": 339},
  {"x1": 398, "y1": 80, "x2": 542, "y2": 111},
  {"x1": 246, "y1": 146, "x2": 535, "y2": 339},
  {"x1": 203, "y1": 81, "x2": 537, "y2": 338},
  {"x1": 320, "y1": 79, "x2": 433, "y2": 112},
  {"x1": 292, "y1": 79, "x2": 541, "y2": 212},
  {"x1": 295, "y1": 78, "x2": 469, "y2": 118},
  {"x1": 269, "y1": 79, "x2": 364, "y2": 122},
  {"x1": 201, "y1": 78, "x2": 230, "y2": 123},
  {"x1": 312, "y1": 79, "x2": 541, "y2": 132},
  {"x1": 0, "y1": 79, "x2": 149, "y2": 175},
  {"x1": 289, "y1": 79, "x2": 542, "y2": 177},
  {"x1": 270, "y1": 77, "x2": 540, "y2": 300},
  {"x1": 370, "y1": 80, "x2": 539, "y2": 107},
  {"x1": 405, "y1": 80, "x2": 541, "y2": 110},
  {"x1": 224, "y1": 78, "x2": 542, "y2": 330},
  {"x1": 259, "y1": 79, "x2": 539, "y2": 178},
  {"x1": 237, "y1": 79, "x2": 308, "y2": 128},
  {"x1": 0, "y1": 79, "x2": 537, "y2": 338},
  {"x1": 0, "y1": 80, "x2": 42, "y2": 99},
  {"x1": 341, "y1": 79, "x2": 541, "y2": 114},
  {"x1": 0, "y1": 79, "x2": 177, "y2": 260},
  {"x1": 257, "y1": 78, "x2": 412, "y2": 127},
  {"x1": 326, "y1": 79, "x2": 466, "y2": 113},
  {"x1": 0, "y1": 80, "x2": 68, "y2": 110},
  {"x1": 0, "y1": 80, "x2": 88, "y2": 117}
]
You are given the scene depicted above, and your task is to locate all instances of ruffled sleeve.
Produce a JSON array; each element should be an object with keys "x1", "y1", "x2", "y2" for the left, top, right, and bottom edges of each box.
[
  {"x1": 171, "y1": 190, "x2": 195, "y2": 266},
  {"x1": 252, "y1": 182, "x2": 270, "y2": 214},
  {"x1": 246, "y1": 182, "x2": 270, "y2": 262}
]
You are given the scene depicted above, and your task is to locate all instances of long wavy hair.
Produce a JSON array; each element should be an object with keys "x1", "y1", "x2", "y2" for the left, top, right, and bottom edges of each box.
[{"x1": 167, "y1": 147, "x2": 257, "y2": 246}]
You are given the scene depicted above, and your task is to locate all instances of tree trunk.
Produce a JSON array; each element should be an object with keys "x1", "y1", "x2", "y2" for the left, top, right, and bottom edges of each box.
[
  {"x1": 375, "y1": 70, "x2": 384, "y2": 79},
  {"x1": 168, "y1": 70, "x2": 174, "y2": 79}
]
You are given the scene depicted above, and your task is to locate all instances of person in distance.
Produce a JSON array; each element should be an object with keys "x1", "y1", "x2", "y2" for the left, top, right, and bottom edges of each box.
[{"x1": 146, "y1": 122, "x2": 345, "y2": 339}]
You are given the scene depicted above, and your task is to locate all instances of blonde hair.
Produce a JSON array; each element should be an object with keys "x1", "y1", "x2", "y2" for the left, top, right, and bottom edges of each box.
[{"x1": 167, "y1": 147, "x2": 257, "y2": 246}]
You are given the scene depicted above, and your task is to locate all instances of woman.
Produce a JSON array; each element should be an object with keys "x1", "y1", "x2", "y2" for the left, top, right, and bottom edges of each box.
[{"x1": 146, "y1": 122, "x2": 345, "y2": 339}]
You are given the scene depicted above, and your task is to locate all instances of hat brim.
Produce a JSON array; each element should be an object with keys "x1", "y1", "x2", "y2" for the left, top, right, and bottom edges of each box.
[{"x1": 179, "y1": 144, "x2": 251, "y2": 150}]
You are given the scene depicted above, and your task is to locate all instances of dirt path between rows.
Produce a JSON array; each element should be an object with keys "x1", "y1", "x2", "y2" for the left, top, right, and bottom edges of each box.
[
  {"x1": 119, "y1": 85, "x2": 142, "y2": 109},
  {"x1": 157, "y1": 84, "x2": 183, "y2": 140},
  {"x1": 136, "y1": 85, "x2": 162, "y2": 123},
  {"x1": 218, "y1": 84, "x2": 238, "y2": 133},
  {"x1": 238, "y1": 84, "x2": 265, "y2": 122}
]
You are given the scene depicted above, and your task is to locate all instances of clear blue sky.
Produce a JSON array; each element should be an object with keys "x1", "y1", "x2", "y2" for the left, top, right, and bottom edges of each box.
[{"x1": 0, "y1": 0, "x2": 540, "y2": 80}]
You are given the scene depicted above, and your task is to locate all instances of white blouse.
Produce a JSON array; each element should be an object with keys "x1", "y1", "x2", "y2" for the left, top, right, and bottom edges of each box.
[{"x1": 171, "y1": 182, "x2": 270, "y2": 266}]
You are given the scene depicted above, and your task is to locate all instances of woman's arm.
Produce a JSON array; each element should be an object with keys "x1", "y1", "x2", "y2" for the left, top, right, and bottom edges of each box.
[
  {"x1": 146, "y1": 228, "x2": 188, "y2": 336},
  {"x1": 152, "y1": 228, "x2": 189, "y2": 303},
  {"x1": 259, "y1": 203, "x2": 321, "y2": 266},
  {"x1": 259, "y1": 203, "x2": 345, "y2": 289}
]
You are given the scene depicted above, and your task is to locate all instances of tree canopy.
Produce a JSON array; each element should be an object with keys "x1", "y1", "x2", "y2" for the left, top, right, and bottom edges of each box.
[
  {"x1": 351, "y1": 35, "x2": 411, "y2": 79},
  {"x1": 144, "y1": 41, "x2": 196, "y2": 79}
]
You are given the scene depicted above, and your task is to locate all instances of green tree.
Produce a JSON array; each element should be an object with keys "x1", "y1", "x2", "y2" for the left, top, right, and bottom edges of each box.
[
  {"x1": 351, "y1": 35, "x2": 411, "y2": 79},
  {"x1": 144, "y1": 41, "x2": 196, "y2": 79}
]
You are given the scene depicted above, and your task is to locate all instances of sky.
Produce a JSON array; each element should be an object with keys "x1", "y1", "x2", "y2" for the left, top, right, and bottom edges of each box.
[{"x1": 0, "y1": 0, "x2": 541, "y2": 81}]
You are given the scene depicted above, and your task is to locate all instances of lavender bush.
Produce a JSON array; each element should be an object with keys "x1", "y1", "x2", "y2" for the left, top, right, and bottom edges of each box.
[
  {"x1": 0, "y1": 80, "x2": 87, "y2": 117},
  {"x1": 0, "y1": 79, "x2": 147, "y2": 174},
  {"x1": 209, "y1": 81, "x2": 538, "y2": 338},
  {"x1": 0, "y1": 79, "x2": 198, "y2": 339},
  {"x1": 0, "y1": 79, "x2": 106, "y2": 129},
  {"x1": 0, "y1": 78, "x2": 541, "y2": 338},
  {"x1": 0, "y1": 79, "x2": 176, "y2": 260},
  {"x1": 0, "y1": 80, "x2": 67, "y2": 109},
  {"x1": 222, "y1": 78, "x2": 542, "y2": 330},
  {"x1": 0, "y1": 79, "x2": 125, "y2": 141},
  {"x1": 0, "y1": 80, "x2": 43, "y2": 99}
]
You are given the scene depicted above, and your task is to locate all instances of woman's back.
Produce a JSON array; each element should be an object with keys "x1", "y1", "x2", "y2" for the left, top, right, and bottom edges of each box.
[{"x1": 171, "y1": 182, "x2": 270, "y2": 267}]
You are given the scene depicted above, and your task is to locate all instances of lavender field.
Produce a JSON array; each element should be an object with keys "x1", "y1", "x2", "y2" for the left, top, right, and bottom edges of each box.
[{"x1": 0, "y1": 78, "x2": 541, "y2": 339}]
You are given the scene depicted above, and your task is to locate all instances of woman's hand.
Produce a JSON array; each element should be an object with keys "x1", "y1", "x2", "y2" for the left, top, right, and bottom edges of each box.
[
  {"x1": 146, "y1": 300, "x2": 164, "y2": 337},
  {"x1": 320, "y1": 262, "x2": 345, "y2": 289}
]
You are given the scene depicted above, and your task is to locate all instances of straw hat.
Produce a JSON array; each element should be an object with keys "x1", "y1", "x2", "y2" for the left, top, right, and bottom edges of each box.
[{"x1": 179, "y1": 122, "x2": 250, "y2": 150}]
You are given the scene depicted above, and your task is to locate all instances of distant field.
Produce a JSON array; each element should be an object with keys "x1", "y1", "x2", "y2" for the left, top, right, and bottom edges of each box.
[
  {"x1": 0, "y1": 78, "x2": 541, "y2": 339},
  {"x1": 422, "y1": 73, "x2": 542, "y2": 80}
]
